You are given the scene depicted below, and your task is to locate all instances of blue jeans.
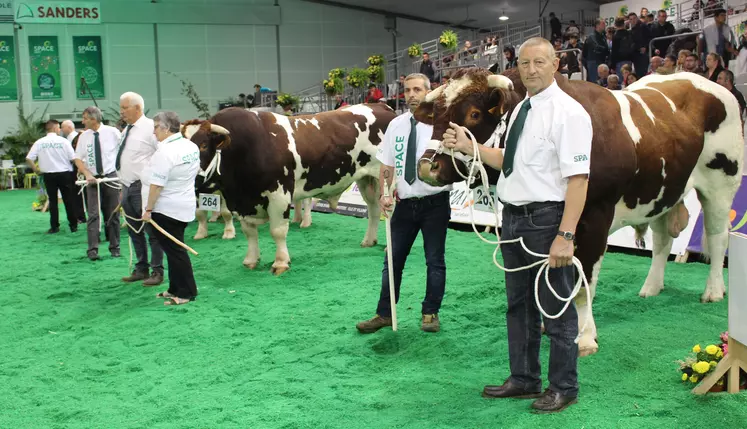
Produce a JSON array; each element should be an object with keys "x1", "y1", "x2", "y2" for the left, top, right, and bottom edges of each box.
[
  {"x1": 585, "y1": 60, "x2": 598, "y2": 83},
  {"x1": 376, "y1": 192, "x2": 450, "y2": 317},
  {"x1": 500, "y1": 202, "x2": 579, "y2": 397}
]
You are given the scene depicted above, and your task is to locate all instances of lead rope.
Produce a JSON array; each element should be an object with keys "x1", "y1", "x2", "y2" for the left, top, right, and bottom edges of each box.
[{"x1": 441, "y1": 126, "x2": 591, "y2": 344}]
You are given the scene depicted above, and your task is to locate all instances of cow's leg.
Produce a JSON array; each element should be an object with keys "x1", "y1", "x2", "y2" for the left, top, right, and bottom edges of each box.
[
  {"x1": 573, "y1": 204, "x2": 615, "y2": 357},
  {"x1": 300, "y1": 198, "x2": 313, "y2": 228},
  {"x1": 220, "y1": 204, "x2": 236, "y2": 239},
  {"x1": 638, "y1": 215, "x2": 672, "y2": 297},
  {"x1": 268, "y1": 201, "x2": 291, "y2": 275},
  {"x1": 194, "y1": 209, "x2": 209, "y2": 240},
  {"x1": 357, "y1": 177, "x2": 380, "y2": 247},
  {"x1": 239, "y1": 216, "x2": 266, "y2": 269},
  {"x1": 292, "y1": 200, "x2": 303, "y2": 224},
  {"x1": 209, "y1": 210, "x2": 220, "y2": 222},
  {"x1": 697, "y1": 189, "x2": 733, "y2": 303}
]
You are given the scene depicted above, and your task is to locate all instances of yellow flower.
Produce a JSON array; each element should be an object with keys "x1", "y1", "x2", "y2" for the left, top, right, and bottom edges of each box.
[
  {"x1": 690, "y1": 375, "x2": 699, "y2": 383},
  {"x1": 682, "y1": 373, "x2": 688, "y2": 381},
  {"x1": 710, "y1": 361, "x2": 718, "y2": 368},
  {"x1": 693, "y1": 361, "x2": 711, "y2": 374},
  {"x1": 706, "y1": 345, "x2": 719, "y2": 355},
  {"x1": 693, "y1": 345, "x2": 701, "y2": 353},
  {"x1": 717, "y1": 350, "x2": 724, "y2": 358}
]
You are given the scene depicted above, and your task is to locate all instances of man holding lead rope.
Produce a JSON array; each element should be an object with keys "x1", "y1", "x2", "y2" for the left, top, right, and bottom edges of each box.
[
  {"x1": 443, "y1": 37, "x2": 592, "y2": 413},
  {"x1": 73, "y1": 106, "x2": 123, "y2": 261}
]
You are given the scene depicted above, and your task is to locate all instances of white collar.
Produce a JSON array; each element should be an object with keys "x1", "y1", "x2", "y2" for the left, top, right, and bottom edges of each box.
[
  {"x1": 161, "y1": 133, "x2": 182, "y2": 144},
  {"x1": 525, "y1": 79, "x2": 559, "y2": 107}
]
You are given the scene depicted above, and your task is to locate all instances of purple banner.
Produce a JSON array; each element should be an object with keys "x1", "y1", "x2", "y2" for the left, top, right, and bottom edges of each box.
[{"x1": 688, "y1": 176, "x2": 747, "y2": 254}]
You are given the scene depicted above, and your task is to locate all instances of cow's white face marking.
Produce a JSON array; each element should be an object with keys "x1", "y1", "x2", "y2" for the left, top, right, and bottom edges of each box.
[
  {"x1": 442, "y1": 76, "x2": 474, "y2": 107},
  {"x1": 183, "y1": 125, "x2": 200, "y2": 140},
  {"x1": 424, "y1": 83, "x2": 446, "y2": 103}
]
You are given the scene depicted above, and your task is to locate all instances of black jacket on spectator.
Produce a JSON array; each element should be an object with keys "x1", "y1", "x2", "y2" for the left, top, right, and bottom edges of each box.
[
  {"x1": 611, "y1": 28, "x2": 636, "y2": 65},
  {"x1": 564, "y1": 42, "x2": 582, "y2": 73},
  {"x1": 630, "y1": 22, "x2": 652, "y2": 54},
  {"x1": 650, "y1": 21, "x2": 676, "y2": 56},
  {"x1": 582, "y1": 30, "x2": 609, "y2": 65},
  {"x1": 420, "y1": 60, "x2": 436, "y2": 83},
  {"x1": 550, "y1": 17, "x2": 562, "y2": 40}
]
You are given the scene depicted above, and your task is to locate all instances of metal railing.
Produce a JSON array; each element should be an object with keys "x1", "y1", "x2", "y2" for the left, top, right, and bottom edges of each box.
[
  {"x1": 648, "y1": 31, "x2": 703, "y2": 59},
  {"x1": 554, "y1": 48, "x2": 586, "y2": 80}
]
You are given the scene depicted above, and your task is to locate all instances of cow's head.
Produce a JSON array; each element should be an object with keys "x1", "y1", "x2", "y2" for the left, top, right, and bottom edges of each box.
[
  {"x1": 181, "y1": 119, "x2": 231, "y2": 192},
  {"x1": 414, "y1": 67, "x2": 524, "y2": 186}
]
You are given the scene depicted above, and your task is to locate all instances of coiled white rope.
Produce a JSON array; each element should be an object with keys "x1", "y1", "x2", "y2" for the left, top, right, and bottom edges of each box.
[
  {"x1": 76, "y1": 177, "x2": 122, "y2": 232},
  {"x1": 432, "y1": 125, "x2": 591, "y2": 343}
]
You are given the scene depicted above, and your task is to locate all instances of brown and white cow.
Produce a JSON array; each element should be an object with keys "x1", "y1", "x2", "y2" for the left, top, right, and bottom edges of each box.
[
  {"x1": 182, "y1": 103, "x2": 396, "y2": 274},
  {"x1": 415, "y1": 67, "x2": 743, "y2": 356},
  {"x1": 194, "y1": 190, "x2": 236, "y2": 240}
]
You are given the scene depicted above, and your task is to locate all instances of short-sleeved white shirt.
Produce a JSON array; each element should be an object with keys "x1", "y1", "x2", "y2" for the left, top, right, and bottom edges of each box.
[
  {"x1": 496, "y1": 80, "x2": 592, "y2": 206},
  {"x1": 142, "y1": 133, "x2": 200, "y2": 223},
  {"x1": 26, "y1": 133, "x2": 75, "y2": 173},
  {"x1": 376, "y1": 111, "x2": 452, "y2": 199},
  {"x1": 73, "y1": 125, "x2": 122, "y2": 176}
]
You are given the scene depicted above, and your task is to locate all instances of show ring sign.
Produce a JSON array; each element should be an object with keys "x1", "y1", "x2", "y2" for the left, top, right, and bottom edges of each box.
[
  {"x1": 73, "y1": 36, "x2": 104, "y2": 99},
  {"x1": 28, "y1": 36, "x2": 62, "y2": 100},
  {"x1": 15, "y1": 1, "x2": 101, "y2": 24}
]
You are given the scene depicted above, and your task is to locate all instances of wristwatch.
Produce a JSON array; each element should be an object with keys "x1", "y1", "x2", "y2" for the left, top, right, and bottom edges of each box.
[{"x1": 558, "y1": 231, "x2": 575, "y2": 241}]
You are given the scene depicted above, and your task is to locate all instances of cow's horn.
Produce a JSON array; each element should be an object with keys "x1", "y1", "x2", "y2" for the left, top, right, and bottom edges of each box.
[
  {"x1": 488, "y1": 75, "x2": 513, "y2": 90},
  {"x1": 210, "y1": 124, "x2": 230, "y2": 135},
  {"x1": 424, "y1": 84, "x2": 446, "y2": 102}
]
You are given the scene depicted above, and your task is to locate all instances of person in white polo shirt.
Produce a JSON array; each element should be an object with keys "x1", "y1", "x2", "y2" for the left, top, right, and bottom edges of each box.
[
  {"x1": 73, "y1": 106, "x2": 122, "y2": 261},
  {"x1": 25, "y1": 119, "x2": 78, "y2": 234},
  {"x1": 356, "y1": 73, "x2": 453, "y2": 334},
  {"x1": 141, "y1": 111, "x2": 200, "y2": 306},
  {"x1": 61, "y1": 119, "x2": 86, "y2": 224},
  {"x1": 116, "y1": 92, "x2": 164, "y2": 286},
  {"x1": 443, "y1": 37, "x2": 592, "y2": 413}
]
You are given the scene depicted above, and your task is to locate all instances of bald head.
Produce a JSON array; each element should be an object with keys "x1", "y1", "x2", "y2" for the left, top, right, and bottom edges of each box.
[{"x1": 61, "y1": 120, "x2": 75, "y2": 137}]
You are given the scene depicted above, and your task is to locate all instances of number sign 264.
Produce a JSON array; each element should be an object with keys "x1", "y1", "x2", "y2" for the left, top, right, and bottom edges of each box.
[{"x1": 198, "y1": 193, "x2": 220, "y2": 211}]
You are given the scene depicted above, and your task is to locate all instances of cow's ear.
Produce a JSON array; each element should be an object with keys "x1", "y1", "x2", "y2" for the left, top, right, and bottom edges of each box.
[
  {"x1": 413, "y1": 101, "x2": 435, "y2": 125},
  {"x1": 487, "y1": 88, "x2": 506, "y2": 117},
  {"x1": 215, "y1": 134, "x2": 231, "y2": 150}
]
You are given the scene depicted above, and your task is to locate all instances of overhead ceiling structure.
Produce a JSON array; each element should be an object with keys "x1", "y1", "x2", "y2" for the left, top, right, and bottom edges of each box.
[{"x1": 302, "y1": 0, "x2": 618, "y2": 30}]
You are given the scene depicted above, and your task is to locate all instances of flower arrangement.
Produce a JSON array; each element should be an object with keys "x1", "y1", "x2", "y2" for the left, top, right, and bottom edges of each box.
[
  {"x1": 323, "y1": 77, "x2": 344, "y2": 96},
  {"x1": 328, "y1": 68, "x2": 347, "y2": 80},
  {"x1": 367, "y1": 54, "x2": 385, "y2": 67},
  {"x1": 678, "y1": 332, "x2": 728, "y2": 388},
  {"x1": 439, "y1": 29, "x2": 458, "y2": 50},
  {"x1": 346, "y1": 67, "x2": 370, "y2": 89},
  {"x1": 408, "y1": 43, "x2": 423, "y2": 58},
  {"x1": 367, "y1": 65, "x2": 385, "y2": 84},
  {"x1": 276, "y1": 93, "x2": 300, "y2": 109}
]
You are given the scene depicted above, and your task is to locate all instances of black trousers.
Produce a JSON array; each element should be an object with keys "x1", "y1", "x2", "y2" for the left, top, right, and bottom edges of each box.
[
  {"x1": 376, "y1": 192, "x2": 450, "y2": 317},
  {"x1": 151, "y1": 212, "x2": 198, "y2": 300},
  {"x1": 43, "y1": 171, "x2": 78, "y2": 231},
  {"x1": 71, "y1": 166, "x2": 86, "y2": 222}
]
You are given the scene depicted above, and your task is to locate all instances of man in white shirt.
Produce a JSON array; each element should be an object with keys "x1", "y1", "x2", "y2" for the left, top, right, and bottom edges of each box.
[
  {"x1": 356, "y1": 73, "x2": 453, "y2": 334},
  {"x1": 61, "y1": 119, "x2": 86, "y2": 224},
  {"x1": 116, "y1": 92, "x2": 164, "y2": 286},
  {"x1": 25, "y1": 120, "x2": 78, "y2": 234},
  {"x1": 61, "y1": 120, "x2": 78, "y2": 143},
  {"x1": 73, "y1": 106, "x2": 123, "y2": 261},
  {"x1": 444, "y1": 37, "x2": 591, "y2": 413}
]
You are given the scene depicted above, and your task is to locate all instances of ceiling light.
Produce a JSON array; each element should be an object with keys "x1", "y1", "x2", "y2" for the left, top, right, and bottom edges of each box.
[{"x1": 499, "y1": 10, "x2": 509, "y2": 21}]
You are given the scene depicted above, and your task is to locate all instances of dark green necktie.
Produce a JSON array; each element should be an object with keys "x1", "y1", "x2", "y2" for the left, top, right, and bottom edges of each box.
[
  {"x1": 115, "y1": 124, "x2": 134, "y2": 171},
  {"x1": 405, "y1": 116, "x2": 418, "y2": 185},
  {"x1": 93, "y1": 131, "x2": 103, "y2": 175},
  {"x1": 502, "y1": 100, "x2": 532, "y2": 178}
]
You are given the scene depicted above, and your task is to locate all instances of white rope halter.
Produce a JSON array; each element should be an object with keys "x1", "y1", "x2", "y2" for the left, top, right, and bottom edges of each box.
[{"x1": 198, "y1": 149, "x2": 222, "y2": 183}]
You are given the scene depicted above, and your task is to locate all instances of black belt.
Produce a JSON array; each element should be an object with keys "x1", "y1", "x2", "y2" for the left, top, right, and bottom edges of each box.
[
  {"x1": 502, "y1": 201, "x2": 564, "y2": 216},
  {"x1": 401, "y1": 192, "x2": 449, "y2": 202}
]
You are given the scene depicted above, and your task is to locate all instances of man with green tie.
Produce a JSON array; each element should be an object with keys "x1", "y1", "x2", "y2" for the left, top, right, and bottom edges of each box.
[
  {"x1": 443, "y1": 37, "x2": 592, "y2": 413},
  {"x1": 356, "y1": 73, "x2": 453, "y2": 334},
  {"x1": 74, "y1": 106, "x2": 123, "y2": 261}
]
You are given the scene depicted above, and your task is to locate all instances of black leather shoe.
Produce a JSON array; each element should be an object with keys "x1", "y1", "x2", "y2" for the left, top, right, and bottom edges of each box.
[
  {"x1": 531, "y1": 389, "x2": 578, "y2": 413},
  {"x1": 111, "y1": 249, "x2": 121, "y2": 258},
  {"x1": 482, "y1": 379, "x2": 542, "y2": 399},
  {"x1": 47, "y1": 228, "x2": 59, "y2": 234}
]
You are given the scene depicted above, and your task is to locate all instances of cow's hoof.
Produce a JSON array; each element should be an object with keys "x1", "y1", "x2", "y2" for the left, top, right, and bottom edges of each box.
[
  {"x1": 193, "y1": 232, "x2": 208, "y2": 240},
  {"x1": 271, "y1": 265, "x2": 290, "y2": 275},
  {"x1": 638, "y1": 282, "x2": 664, "y2": 298},
  {"x1": 243, "y1": 261, "x2": 258, "y2": 270},
  {"x1": 222, "y1": 230, "x2": 236, "y2": 240},
  {"x1": 361, "y1": 239, "x2": 377, "y2": 248},
  {"x1": 701, "y1": 287, "x2": 725, "y2": 303},
  {"x1": 300, "y1": 220, "x2": 312, "y2": 228},
  {"x1": 578, "y1": 339, "x2": 599, "y2": 357}
]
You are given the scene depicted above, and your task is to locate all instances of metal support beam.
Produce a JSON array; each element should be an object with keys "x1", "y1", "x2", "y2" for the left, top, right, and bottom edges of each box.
[
  {"x1": 153, "y1": 23, "x2": 162, "y2": 109},
  {"x1": 539, "y1": 0, "x2": 550, "y2": 17},
  {"x1": 299, "y1": 0, "x2": 480, "y2": 30},
  {"x1": 275, "y1": 0, "x2": 282, "y2": 91}
]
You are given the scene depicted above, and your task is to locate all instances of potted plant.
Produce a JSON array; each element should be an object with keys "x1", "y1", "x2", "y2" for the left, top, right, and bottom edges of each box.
[
  {"x1": 439, "y1": 29, "x2": 458, "y2": 51},
  {"x1": 346, "y1": 67, "x2": 370, "y2": 89},
  {"x1": 276, "y1": 93, "x2": 300, "y2": 114},
  {"x1": 323, "y1": 76, "x2": 344, "y2": 96},
  {"x1": 408, "y1": 43, "x2": 423, "y2": 59},
  {"x1": 678, "y1": 331, "x2": 747, "y2": 392}
]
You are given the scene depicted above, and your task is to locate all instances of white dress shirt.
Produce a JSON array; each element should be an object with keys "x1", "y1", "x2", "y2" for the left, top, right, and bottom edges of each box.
[
  {"x1": 142, "y1": 133, "x2": 201, "y2": 223},
  {"x1": 74, "y1": 125, "x2": 122, "y2": 176},
  {"x1": 117, "y1": 115, "x2": 159, "y2": 187},
  {"x1": 376, "y1": 111, "x2": 452, "y2": 199},
  {"x1": 26, "y1": 133, "x2": 75, "y2": 173},
  {"x1": 66, "y1": 130, "x2": 78, "y2": 143},
  {"x1": 496, "y1": 80, "x2": 592, "y2": 206}
]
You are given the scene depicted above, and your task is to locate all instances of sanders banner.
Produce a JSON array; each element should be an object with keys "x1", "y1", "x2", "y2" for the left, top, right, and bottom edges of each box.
[
  {"x1": 15, "y1": 2, "x2": 101, "y2": 24},
  {"x1": 0, "y1": 36, "x2": 18, "y2": 101},
  {"x1": 28, "y1": 36, "x2": 61, "y2": 100},
  {"x1": 73, "y1": 36, "x2": 104, "y2": 99}
]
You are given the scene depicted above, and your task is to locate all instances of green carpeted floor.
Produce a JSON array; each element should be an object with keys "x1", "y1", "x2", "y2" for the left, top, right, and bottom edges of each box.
[{"x1": 0, "y1": 189, "x2": 744, "y2": 429}]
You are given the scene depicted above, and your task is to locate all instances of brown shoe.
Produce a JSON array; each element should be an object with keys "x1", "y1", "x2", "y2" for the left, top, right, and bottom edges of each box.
[
  {"x1": 482, "y1": 379, "x2": 543, "y2": 399},
  {"x1": 122, "y1": 271, "x2": 148, "y2": 283},
  {"x1": 421, "y1": 314, "x2": 440, "y2": 332},
  {"x1": 531, "y1": 389, "x2": 578, "y2": 413},
  {"x1": 142, "y1": 272, "x2": 164, "y2": 287},
  {"x1": 356, "y1": 315, "x2": 392, "y2": 334}
]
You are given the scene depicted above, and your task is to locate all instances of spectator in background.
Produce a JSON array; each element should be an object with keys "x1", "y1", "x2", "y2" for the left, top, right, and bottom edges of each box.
[
  {"x1": 677, "y1": 49, "x2": 692, "y2": 71},
  {"x1": 611, "y1": 17, "x2": 635, "y2": 80},
  {"x1": 606, "y1": 26, "x2": 615, "y2": 51},
  {"x1": 649, "y1": 56, "x2": 663, "y2": 74},
  {"x1": 651, "y1": 10, "x2": 675, "y2": 57},
  {"x1": 549, "y1": 12, "x2": 562, "y2": 41},
  {"x1": 628, "y1": 12, "x2": 651, "y2": 77},
  {"x1": 683, "y1": 53, "x2": 702, "y2": 73},
  {"x1": 626, "y1": 73, "x2": 639, "y2": 86},
  {"x1": 565, "y1": 20, "x2": 581, "y2": 40},
  {"x1": 619, "y1": 63, "x2": 632, "y2": 86},
  {"x1": 663, "y1": 55, "x2": 678, "y2": 73},
  {"x1": 704, "y1": 52, "x2": 725, "y2": 82},
  {"x1": 701, "y1": 9, "x2": 737, "y2": 64},
  {"x1": 597, "y1": 63, "x2": 610, "y2": 87},
  {"x1": 607, "y1": 74, "x2": 621, "y2": 90},
  {"x1": 582, "y1": 19, "x2": 609, "y2": 83},
  {"x1": 717, "y1": 69, "x2": 746, "y2": 122},
  {"x1": 736, "y1": 34, "x2": 747, "y2": 76},
  {"x1": 503, "y1": 46, "x2": 518, "y2": 69},
  {"x1": 420, "y1": 52, "x2": 436, "y2": 83},
  {"x1": 565, "y1": 35, "x2": 582, "y2": 77},
  {"x1": 334, "y1": 95, "x2": 349, "y2": 110},
  {"x1": 365, "y1": 84, "x2": 384, "y2": 103}
]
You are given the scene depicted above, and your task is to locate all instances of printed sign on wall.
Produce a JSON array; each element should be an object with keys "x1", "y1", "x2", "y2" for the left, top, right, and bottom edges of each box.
[
  {"x1": 0, "y1": 36, "x2": 18, "y2": 101},
  {"x1": 73, "y1": 36, "x2": 104, "y2": 99},
  {"x1": 15, "y1": 2, "x2": 101, "y2": 24},
  {"x1": 28, "y1": 36, "x2": 62, "y2": 101}
]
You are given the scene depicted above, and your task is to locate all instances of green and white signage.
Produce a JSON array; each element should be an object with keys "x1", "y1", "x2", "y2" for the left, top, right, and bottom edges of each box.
[
  {"x1": 15, "y1": 1, "x2": 100, "y2": 24},
  {"x1": 28, "y1": 36, "x2": 62, "y2": 101},
  {"x1": 0, "y1": 36, "x2": 18, "y2": 101},
  {"x1": 73, "y1": 36, "x2": 104, "y2": 99}
]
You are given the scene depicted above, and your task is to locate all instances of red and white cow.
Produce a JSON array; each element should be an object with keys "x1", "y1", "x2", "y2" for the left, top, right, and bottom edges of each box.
[
  {"x1": 415, "y1": 67, "x2": 743, "y2": 356},
  {"x1": 182, "y1": 103, "x2": 396, "y2": 274}
]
